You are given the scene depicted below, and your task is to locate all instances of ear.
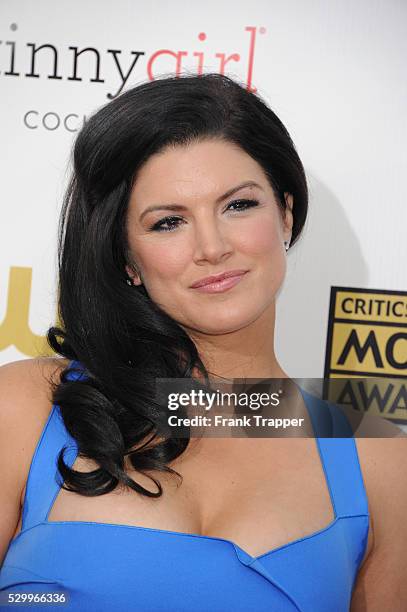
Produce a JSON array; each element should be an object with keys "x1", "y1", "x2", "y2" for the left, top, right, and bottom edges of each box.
[
  {"x1": 125, "y1": 263, "x2": 143, "y2": 286},
  {"x1": 282, "y1": 192, "x2": 294, "y2": 241}
]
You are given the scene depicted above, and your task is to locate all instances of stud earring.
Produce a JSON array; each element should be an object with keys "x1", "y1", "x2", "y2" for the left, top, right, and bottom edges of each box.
[
  {"x1": 127, "y1": 277, "x2": 144, "y2": 286},
  {"x1": 284, "y1": 240, "x2": 290, "y2": 251}
]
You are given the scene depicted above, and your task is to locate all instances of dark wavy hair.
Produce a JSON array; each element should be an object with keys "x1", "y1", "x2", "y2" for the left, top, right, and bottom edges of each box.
[{"x1": 47, "y1": 72, "x2": 308, "y2": 499}]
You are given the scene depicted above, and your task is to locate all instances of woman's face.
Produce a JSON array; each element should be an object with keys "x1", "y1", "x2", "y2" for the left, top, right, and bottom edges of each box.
[{"x1": 125, "y1": 138, "x2": 293, "y2": 335}]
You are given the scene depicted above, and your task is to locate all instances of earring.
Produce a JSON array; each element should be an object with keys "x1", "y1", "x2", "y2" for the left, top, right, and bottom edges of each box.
[
  {"x1": 284, "y1": 240, "x2": 290, "y2": 251},
  {"x1": 127, "y1": 277, "x2": 144, "y2": 286}
]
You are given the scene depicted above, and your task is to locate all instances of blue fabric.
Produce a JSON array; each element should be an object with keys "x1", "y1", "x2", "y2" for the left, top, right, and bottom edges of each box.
[{"x1": 0, "y1": 361, "x2": 369, "y2": 611}]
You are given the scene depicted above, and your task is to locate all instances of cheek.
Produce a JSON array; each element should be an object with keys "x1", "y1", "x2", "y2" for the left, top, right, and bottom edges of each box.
[
  {"x1": 236, "y1": 215, "x2": 282, "y2": 256},
  {"x1": 138, "y1": 240, "x2": 188, "y2": 279}
]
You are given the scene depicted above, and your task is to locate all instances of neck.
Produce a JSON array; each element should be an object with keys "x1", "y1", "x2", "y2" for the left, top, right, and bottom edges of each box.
[{"x1": 185, "y1": 300, "x2": 288, "y2": 382}]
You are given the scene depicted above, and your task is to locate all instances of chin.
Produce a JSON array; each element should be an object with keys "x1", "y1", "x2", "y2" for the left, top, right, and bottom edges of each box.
[{"x1": 187, "y1": 309, "x2": 260, "y2": 335}]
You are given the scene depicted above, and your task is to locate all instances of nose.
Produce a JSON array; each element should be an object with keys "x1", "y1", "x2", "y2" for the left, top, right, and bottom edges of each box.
[{"x1": 192, "y1": 215, "x2": 233, "y2": 265}]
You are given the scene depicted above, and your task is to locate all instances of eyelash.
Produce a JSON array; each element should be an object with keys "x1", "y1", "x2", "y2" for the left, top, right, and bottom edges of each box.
[{"x1": 148, "y1": 199, "x2": 260, "y2": 233}]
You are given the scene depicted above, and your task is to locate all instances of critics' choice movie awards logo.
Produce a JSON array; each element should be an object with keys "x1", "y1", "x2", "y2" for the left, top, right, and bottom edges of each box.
[{"x1": 324, "y1": 286, "x2": 407, "y2": 425}]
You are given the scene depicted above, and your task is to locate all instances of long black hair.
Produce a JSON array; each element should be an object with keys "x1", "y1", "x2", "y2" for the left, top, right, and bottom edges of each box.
[{"x1": 47, "y1": 72, "x2": 308, "y2": 498}]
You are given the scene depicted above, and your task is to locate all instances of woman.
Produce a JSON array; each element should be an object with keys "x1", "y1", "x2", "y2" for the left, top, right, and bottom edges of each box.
[{"x1": 0, "y1": 73, "x2": 406, "y2": 611}]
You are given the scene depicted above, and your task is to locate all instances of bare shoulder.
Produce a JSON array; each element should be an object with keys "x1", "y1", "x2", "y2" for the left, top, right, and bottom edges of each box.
[
  {"x1": 351, "y1": 421, "x2": 407, "y2": 610},
  {"x1": 354, "y1": 426, "x2": 407, "y2": 531},
  {"x1": 0, "y1": 355, "x2": 69, "y2": 386},
  {"x1": 0, "y1": 356, "x2": 71, "y2": 478},
  {"x1": 0, "y1": 356, "x2": 70, "y2": 565},
  {"x1": 0, "y1": 356, "x2": 70, "y2": 428}
]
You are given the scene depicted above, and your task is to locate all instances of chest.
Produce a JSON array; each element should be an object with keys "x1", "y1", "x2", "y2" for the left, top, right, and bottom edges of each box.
[{"x1": 43, "y1": 437, "x2": 335, "y2": 558}]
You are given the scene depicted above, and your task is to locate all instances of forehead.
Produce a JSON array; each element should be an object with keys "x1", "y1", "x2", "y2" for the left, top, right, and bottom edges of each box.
[{"x1": 129, "y1": 139, "x2": 269, "y2": 206}]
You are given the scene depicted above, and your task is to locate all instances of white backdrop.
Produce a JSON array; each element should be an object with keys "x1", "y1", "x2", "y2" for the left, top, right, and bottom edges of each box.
[{"x1": 1, "y1": 0, "x2": 406, "y2": 388}]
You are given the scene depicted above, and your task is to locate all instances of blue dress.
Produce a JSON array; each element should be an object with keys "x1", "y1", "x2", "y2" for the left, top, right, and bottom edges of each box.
[{"x1": 0, "y1": 361, "x2": 369, "y2": 611}]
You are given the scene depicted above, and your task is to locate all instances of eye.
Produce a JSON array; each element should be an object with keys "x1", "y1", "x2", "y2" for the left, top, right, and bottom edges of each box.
[
  {"x1": 226, "y1": 198, "x2": 259, "y2": 212},
  {"x1": 148, "y1": 199, "x2": 259, "y2": 233},
  {"x1": 149, "y1": 216, "x2": 184, "y2": 232}
]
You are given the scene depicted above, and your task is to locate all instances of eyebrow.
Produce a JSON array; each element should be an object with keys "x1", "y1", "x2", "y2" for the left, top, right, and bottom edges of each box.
[{"x1": 138, "y1": 180, "x2": 264, "y2": 222}]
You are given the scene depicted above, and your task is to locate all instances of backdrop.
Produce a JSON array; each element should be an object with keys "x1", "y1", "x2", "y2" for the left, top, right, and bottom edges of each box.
[{"x1": 1, "y1": 0, "x2": 406, "y2": 426}]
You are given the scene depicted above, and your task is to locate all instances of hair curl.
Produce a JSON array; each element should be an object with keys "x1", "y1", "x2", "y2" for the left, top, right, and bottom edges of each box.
[{"x1": 47, "y1": 72, "x2": 308, "y2": 498}]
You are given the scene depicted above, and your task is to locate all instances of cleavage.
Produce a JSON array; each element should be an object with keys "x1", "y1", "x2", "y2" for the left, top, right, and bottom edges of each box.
[{"x1": 46, "y1": 437, "x2": 335, "y2": 559}]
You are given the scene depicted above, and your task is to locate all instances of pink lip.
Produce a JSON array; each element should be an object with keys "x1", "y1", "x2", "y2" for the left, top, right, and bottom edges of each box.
[
  {"x1": 191, "y1": 270, "x2": 248, "y2": 293},
  {"x1": 191, "y1": 269, "x2": 249, "y2": 288}
]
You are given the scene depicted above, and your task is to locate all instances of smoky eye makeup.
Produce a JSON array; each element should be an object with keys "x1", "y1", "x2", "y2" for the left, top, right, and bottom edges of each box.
[{"x1": 147, "y1": 198, "x2": 261, "y2": 233}]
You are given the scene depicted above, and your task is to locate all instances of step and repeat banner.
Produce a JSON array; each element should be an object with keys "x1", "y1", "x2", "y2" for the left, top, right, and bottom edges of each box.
[{"x1": 1, "y1": 0, "x2": 406, "y2": 426}]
